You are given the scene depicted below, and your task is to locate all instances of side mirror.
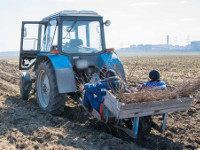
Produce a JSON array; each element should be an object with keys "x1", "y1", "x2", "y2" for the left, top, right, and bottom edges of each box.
[
  {"x1": 104, "y1": 20, "x2": 111, "y2": 27},
  {"x1": 24, "y1": 28, "x2": 27, "y2": 37}
]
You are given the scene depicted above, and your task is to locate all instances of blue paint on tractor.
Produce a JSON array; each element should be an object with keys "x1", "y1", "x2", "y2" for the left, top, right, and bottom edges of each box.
[
  {"x1": 48, "y1": 55, "x2": 71, "y2": 69},
  {"x1": 36, "y1": 53, "x2": 76, "y2": 93},
  {"x1": 37, "y1": 54, "x2": 72, "y2": 69},
  {"x1": 98, "y1": 52, "x2": 122, "y2": 68},
  {"x1": 98, "y1": 52, "x2": 126, "y2": 82},
  {"x1": 37, "y1": 53, "x2": 47, "y2": 56}
]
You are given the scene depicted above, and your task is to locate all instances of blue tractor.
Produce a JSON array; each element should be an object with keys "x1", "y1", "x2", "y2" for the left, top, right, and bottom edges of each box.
[{"x1": 19, "y1": 10, "x2": 126, "y2": 115}]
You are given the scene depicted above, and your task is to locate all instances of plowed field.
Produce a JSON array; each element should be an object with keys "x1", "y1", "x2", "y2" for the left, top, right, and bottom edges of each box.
[{"x1": 0, "y1": 55, "x2": 199, "y2": 150}]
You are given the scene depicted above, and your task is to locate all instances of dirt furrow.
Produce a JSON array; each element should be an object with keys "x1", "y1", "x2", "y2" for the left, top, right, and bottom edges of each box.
[
  {"x1": 0, "y1": 70, "x2": 19, "y2": 85},
  {"x1": 0, "y1": 78, "x2": 19, "y2": 95},
  {"x1": 0, "y1": 56, "x2": 199, "y2": 149},
  {"x1": 0, "y1": 60, "x2": 19, "y2": 76},
  {"x1": 0, "y1": 95, "x2": 143, "y2": 150}
]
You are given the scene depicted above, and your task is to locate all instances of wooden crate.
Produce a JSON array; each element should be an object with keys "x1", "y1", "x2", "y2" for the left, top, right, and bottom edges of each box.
[{"x1": 103, "y1": 91, "x2": 192, "y2": 119}]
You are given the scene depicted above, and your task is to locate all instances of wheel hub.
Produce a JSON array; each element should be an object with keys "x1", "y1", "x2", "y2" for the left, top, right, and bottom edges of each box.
[
  {"x1": 37, "y1": 70, "x2": 50, "y2": 108},
  {"x1": 42, "y1": 84, "x2": 47, "y2": 93}
]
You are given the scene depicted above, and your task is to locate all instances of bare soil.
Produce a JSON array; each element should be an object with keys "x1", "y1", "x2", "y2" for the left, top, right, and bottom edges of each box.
[{"x1": 0, "y1": 56, "x2": 199, "y2": 150}]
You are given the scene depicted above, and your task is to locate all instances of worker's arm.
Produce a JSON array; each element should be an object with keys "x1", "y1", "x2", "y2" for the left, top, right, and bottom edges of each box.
[
  {"x1": 125, "y1": 88, "x2": 131, "y2": 93},
  {"x1": 84, "y1": 82, "x2": 106, "y2": 96},
  {"x1": 122, "y1": 81, "x2": 132, "y2": 93}
]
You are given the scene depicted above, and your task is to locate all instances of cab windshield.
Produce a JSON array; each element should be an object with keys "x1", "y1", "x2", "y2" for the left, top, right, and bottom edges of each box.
[{"x1": 62, "y1": 20, "x2": 102, "y2": 54}]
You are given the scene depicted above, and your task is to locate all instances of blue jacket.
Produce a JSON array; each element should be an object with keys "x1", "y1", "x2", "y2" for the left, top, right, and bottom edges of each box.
[
  {"x1": 83, "y1": 76, "x2": 129, "y2": 112},
  {"x1": 141, "y1": 80, "x2": 166, "y2": 90}
]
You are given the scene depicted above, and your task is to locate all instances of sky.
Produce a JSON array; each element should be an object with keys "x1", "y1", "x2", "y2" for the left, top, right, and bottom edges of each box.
[{"x1": 0, "y1": 0, "x2": 200, "y2": 51}]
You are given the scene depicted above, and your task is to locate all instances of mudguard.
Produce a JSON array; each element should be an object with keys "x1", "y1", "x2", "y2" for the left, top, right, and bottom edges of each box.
[
  {"x1": 98, "y1": 52, "x2": 126, "y2": 82},
  {"x1": 37, "y1": 54, "x2": 77, "y2": 93}
]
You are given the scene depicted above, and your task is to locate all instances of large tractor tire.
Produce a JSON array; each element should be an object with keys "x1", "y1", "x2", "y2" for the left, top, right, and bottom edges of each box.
[
  {"x1": 36, "y1": 61, "x2": 67, "y2": 115},
  {"x1": 20, "y1": 72, "x2": 32, "y2": 100}
]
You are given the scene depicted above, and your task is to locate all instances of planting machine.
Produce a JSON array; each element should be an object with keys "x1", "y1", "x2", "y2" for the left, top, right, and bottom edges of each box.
[{"x1": 19, "y1": 10, "x2": 192, "y2": 138}]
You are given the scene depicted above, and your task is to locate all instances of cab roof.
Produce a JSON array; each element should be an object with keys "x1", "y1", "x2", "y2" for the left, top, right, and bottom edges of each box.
[{"x1": 42, "y1": 10, "x2": 102, "y2": 21}]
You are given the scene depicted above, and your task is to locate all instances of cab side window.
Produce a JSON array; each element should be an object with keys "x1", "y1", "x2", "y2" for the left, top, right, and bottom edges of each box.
[
  {"x1": 23, "y1": 24, "x2": 42, "y2": 51},
  {"x1": 41, "y1": 20, "x2": 57, "y2": 52}
]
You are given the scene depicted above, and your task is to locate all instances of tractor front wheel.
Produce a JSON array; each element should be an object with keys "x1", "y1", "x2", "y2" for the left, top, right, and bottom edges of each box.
[
  {"x1": 20, "y1": 72, "x2": 32, "y2": 100},
  {"x1": 36, "y1": 61, "x2": 67, "y2": 115}
]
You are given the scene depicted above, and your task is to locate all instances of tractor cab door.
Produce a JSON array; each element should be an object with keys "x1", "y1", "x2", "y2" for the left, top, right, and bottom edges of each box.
[{"x1": 19, "y1": 21, "x2": 46, "y2": 70}]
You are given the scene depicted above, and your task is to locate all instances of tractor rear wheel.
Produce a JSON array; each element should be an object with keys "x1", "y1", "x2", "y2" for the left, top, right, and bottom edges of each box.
[{"x1": 36, "y1": 61, "x2": 67, "y2": 115}]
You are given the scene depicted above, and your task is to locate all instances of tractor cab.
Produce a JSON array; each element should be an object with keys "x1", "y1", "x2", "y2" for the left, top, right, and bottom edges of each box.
[
  {"x1": 20, "y1": 10, "x2": 107, "y2": 70},
  {"x1": 19, "y1": 10, "x2": 125, "y2": 115}
]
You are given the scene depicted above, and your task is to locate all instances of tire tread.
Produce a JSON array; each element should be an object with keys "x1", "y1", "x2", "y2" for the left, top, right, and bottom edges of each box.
[{"x1": 37, "y1": 60, "x2": 67, "y2": 115}]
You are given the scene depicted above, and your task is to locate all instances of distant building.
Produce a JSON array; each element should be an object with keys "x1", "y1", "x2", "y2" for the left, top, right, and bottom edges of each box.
[
  {"x1": 117, "y1": 40, "x2": 200, "y2": 53},
  {"x1": 190, "y1": 41, "x2": 200, "y2": 51},
  {"x1": 130, "y1": 44, "x2": 136, "y2": 48}
]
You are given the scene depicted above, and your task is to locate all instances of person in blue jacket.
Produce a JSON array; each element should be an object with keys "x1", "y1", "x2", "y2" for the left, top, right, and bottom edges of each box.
[
  {"x1": 82, "y1": 69, "x2": 130, "y2": 112},
  {"x1": 141, "y1": 70, "x2": 166, "y2": 90},
  {"x1": 123, "y1": 70, "x2": 167, "y2": 130}
]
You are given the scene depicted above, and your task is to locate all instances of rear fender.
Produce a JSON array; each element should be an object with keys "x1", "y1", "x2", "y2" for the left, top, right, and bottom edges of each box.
[
  {"x1": 98, "y1": 53, "x2": 126, "y2": 82},
  {"x1": 35, "y1": 54, "x2": 77, "y2": 93}
]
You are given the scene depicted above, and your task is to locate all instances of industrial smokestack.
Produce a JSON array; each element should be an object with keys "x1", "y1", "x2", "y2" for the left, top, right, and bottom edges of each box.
[{"x1": 166, "y1": 35, "x2": 169, "y2": 46}]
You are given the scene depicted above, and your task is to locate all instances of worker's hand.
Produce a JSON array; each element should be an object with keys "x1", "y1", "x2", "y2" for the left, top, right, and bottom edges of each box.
[{"x1": 136, "y1": 84, "x2": 142, "y2": 90}]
